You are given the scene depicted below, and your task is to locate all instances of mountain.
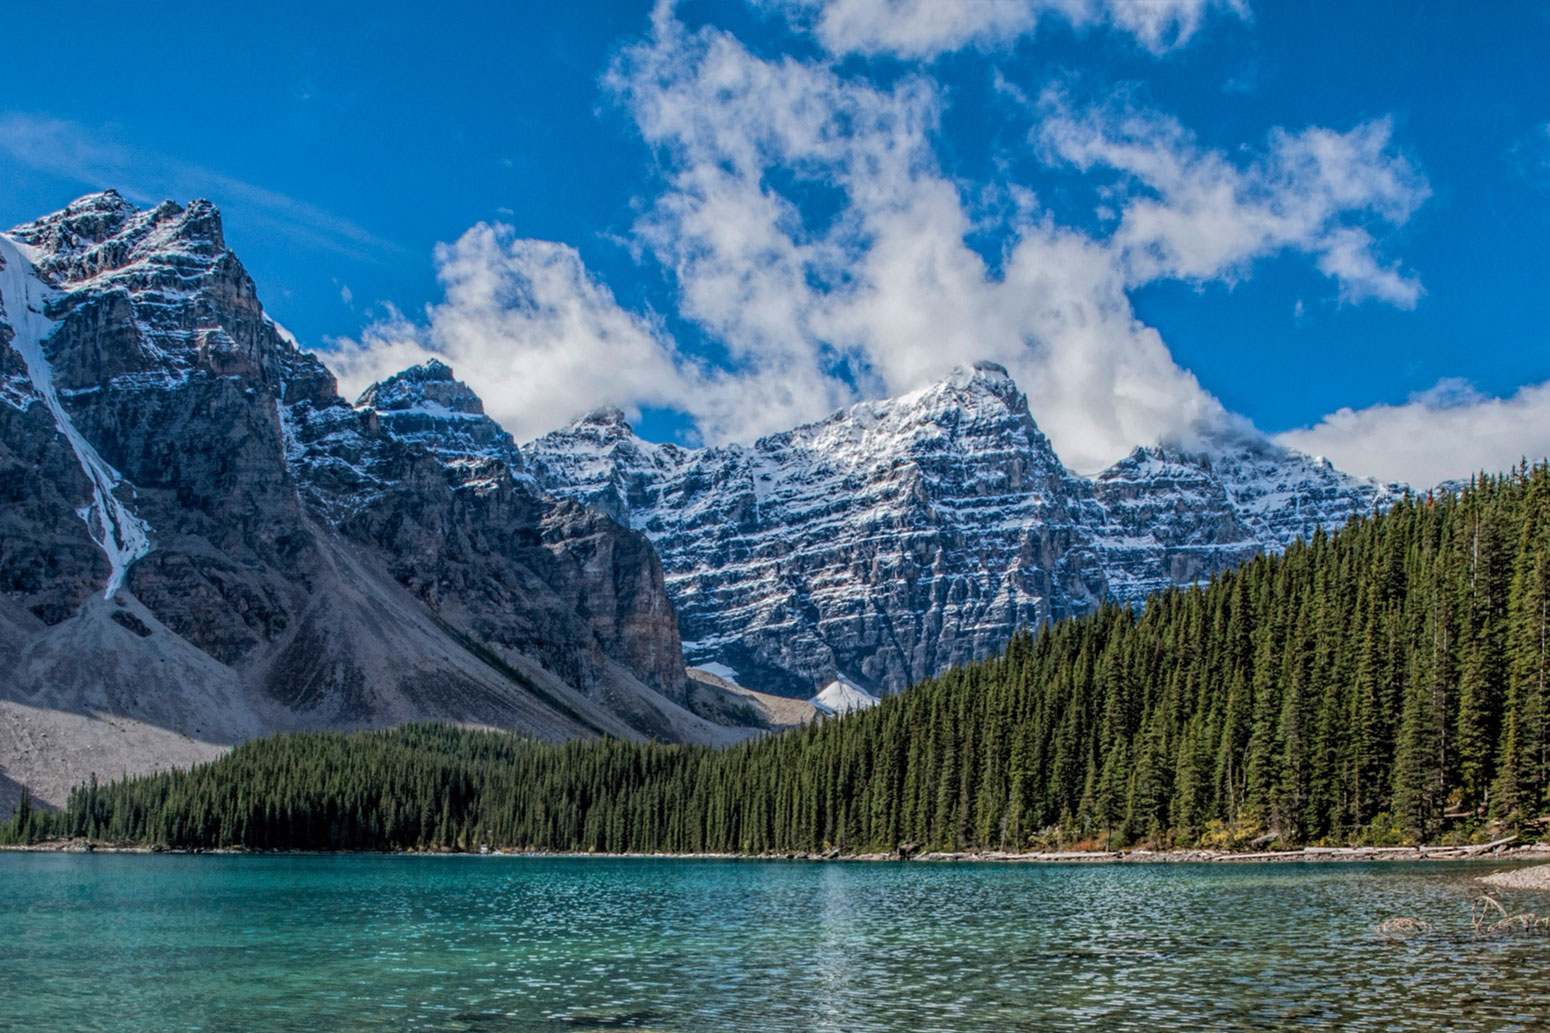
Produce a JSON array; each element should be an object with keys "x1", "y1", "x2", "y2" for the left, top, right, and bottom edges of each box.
[
  {"x1": 525, "y1": 362, "x2": 1404, "y2": 697},
  {"x1": 0, "y1": 190, "x2": 1406, "y2": 808},
  {"x1": 0, "y1": 192, "x2": 731, "y2": 808}
]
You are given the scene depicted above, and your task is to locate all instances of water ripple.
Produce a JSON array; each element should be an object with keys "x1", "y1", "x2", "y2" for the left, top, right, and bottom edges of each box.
[{"x1": 0, "y1": 855, "x2": 1545, "y2": 1032}]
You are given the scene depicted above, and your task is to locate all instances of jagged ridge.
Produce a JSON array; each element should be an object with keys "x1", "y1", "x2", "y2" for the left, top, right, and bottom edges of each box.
[{"x1": 525, "y1": 362, "x2": 1404, "y2": 697}]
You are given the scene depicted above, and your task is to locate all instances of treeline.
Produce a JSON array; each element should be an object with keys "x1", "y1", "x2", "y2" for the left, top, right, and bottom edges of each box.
[{"x1": 5, "y1": 464, "x2": 1549, "y2": 853}]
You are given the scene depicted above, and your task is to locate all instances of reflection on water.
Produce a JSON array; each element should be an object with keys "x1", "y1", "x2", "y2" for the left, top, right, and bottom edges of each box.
[{"x1": 0, "y1": 853, "x2": 1545, "y2": 1032}]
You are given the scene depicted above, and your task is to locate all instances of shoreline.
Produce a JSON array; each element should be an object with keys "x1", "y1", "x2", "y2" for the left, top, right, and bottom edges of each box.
[
  {"x1": 4, "y1": 838, "x2": 1548, "y2": 865},
  {"x1": 1479, "y1": 863, "x2": 1550, "y2": 891}
]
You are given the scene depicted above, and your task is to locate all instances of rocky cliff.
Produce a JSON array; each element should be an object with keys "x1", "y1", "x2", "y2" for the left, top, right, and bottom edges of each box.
[
  {"x1": 0, "y1": 192, "x2": 723, "y2": 808},
  {"x1": 526, "y1": 363, "x2": 1404, "y2": 697}
]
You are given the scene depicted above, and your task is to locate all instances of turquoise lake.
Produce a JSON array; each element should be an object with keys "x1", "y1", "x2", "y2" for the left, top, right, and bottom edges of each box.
[{"x1": 0, "y1": 854, "x2": 1545, "y2": 1032}]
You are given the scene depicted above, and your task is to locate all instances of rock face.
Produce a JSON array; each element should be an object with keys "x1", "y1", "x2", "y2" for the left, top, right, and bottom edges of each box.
[
  {"x1": 525, "y1": 362, "x2": 1404, "y2": 697},
  {"x1": 527, "y1": 365, "x2": 1109, "y2": 696},
  {"x1": 0, "y1": 192, "x2": 723, "y2": 807}
]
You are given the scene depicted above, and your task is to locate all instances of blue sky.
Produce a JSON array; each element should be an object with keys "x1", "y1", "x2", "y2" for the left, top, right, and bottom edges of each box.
[{"x1": 3, "y1": 0, "x2": 1548, "y2": 484}]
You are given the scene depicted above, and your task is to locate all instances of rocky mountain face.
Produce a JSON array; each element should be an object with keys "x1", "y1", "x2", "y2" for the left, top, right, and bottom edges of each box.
[
  {"x1": 525, "y1": 363, "x2": 1404, "y2": 697},
  {"x1": 0, "y1": 192, "x2": 724, "y2": 808}
]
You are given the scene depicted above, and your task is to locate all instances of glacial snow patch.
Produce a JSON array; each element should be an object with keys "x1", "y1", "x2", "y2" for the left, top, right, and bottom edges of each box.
[
  {"x1": 0, "y1": 233, "x2": 151, "y2": 596},
  {"x1": 695, "y1": 661, "x2": 741, "y2": 684},
  {"x1": 809, "y1": 676, "x2": 881, "y2": 716}
]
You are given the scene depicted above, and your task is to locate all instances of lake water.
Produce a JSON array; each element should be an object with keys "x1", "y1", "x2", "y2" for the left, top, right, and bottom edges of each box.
[{"x1": 0, "y1": 854, "x2": 1545, "y2": 1032}]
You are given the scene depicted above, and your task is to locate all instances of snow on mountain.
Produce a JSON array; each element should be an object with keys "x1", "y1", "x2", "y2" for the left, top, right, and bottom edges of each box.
[
  {"x1": 0, "y1": 230, "x2": 151, "y2": 596},
  {"x1": 1209, "y1": 439, "x2": 1402, "y2": 543},
  {"x1": 353, "y1": 359, "x2": 532, "y2": 477},
  {"x1": 278, "y1": 357, "x2": 548, "y2": 526},
  {"x1": 1089, "y1": 445, "x2": 1260, "y2": 601},
  {"x1": 526, "y1": 362, "x2": 1405, "y2": 698},
  {"x1": 0, "y1": 189, "x2": 1405, "y2": 757},
  {"x1": 694, "y1": 660, "x2": 740, "y2": 683},
  {"x1": 809, "y1": 676, "x2": 881, "y2": 715},
  {"x1": 1086, "y1": 437, "x2": 1404, "y2": 603},
  {"x1": 1, "y1": 192, "x2": 741, "y2": 809},
  {"x1": 527, "y1": 360, "x2": 1109, "y2": 697}
]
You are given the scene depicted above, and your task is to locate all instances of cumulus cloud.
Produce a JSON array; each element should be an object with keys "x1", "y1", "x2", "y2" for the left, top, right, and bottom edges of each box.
[
  {"x1": 329, "y1": 226, "x2": 704, "y2": 439},
  {"x1": 1275, "y1": 379, "x2": 1550, "y2": 487},
  {"x1": 764, "y1": 0, "x2": 1249, "y2": 59},
  {"x1": 600, "y1": 11, "x2": 1239, "y2": 465},
  {"x1": 331, "y1": 5, "x2": 1430, "y2": 472},
  {"x1": 1038, "y1": 101, "x2": 1429, "y2": 305}
]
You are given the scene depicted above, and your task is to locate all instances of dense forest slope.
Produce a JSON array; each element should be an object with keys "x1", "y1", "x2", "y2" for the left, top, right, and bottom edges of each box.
[{"x1": 8, "y1": 464, "x2": 1548, "y2": 853}]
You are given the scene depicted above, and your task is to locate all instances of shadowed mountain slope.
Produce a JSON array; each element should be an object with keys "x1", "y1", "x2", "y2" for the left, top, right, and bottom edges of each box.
[{"x1": 0, "y1": 192, "x2": 734, "y2": 807}]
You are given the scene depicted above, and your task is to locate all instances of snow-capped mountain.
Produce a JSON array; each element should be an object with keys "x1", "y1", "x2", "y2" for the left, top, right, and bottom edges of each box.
[
  {"x1": 352, "y1": 358, "x2": 530, "y2": 474},
  {"x1": 527, "y1": 363, "x2": 1110, "y2": 696},
  {"x1": 526, "y1": 362, "x2": 1404, "y2": 697},
  {"x1": 0, "y1": 192, "x2": 731, "y2": 808}
]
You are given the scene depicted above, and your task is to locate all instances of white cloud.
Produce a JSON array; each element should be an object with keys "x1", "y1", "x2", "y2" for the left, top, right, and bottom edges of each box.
[
  {"x1": 328, "y1": 226, "x2": 705, "y2": 438},
  {"x1": 1275, "y1": 378, "x2": 1550, "y2": 487},
  {"x1": 764, "y1": 0, "x2": 1248, "y2": 59},
  {"x1": 599, "y1": 12, "x2": 1237, "y2": 465},
  {"x1": 331, "y1": 6, "x2": 1431, "y2": 474},
  {"x1": 1038, "y1": 100, "x2": 1429, "y2": 305},
  {"x1": 1102, "y1": 0, "x2": 1249, "y2": 53}
]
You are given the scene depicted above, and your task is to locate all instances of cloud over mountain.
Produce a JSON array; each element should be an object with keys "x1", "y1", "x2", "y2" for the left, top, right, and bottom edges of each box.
[{"x1": 329, "y1": 1, "x2": 1429, "y2": 474}]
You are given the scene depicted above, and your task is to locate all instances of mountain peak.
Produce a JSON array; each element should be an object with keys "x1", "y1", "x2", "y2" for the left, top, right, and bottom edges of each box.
[
  {"x1": 935, "y1": 359, "x2": 1024, "y2": 410},
  {"x1": 63, "y1": 189, "x2": 137, "y2": 217},
  {"x1": 837, "y1": 359, "x2": 1038, "y2": 439},
  {"x1": 580, "y1": 404, "x2": 629, "y2": 427},
  {"x1": 170, "y1": 198, "x2": 226, "y2": 252},
  {"x1": 356, "y1": 360, "x2": 486, "y2": 415},
  {"x1": 9, "y1": 190, "x2": 137, "y2": 254},
  {"x1": 565, "y1": 405, "x2": 637, "y2": 445},
  {"x1": 950, "y1": 359, "x2": 1012, "y2": 384},
  {"x1": 526, "y1": 353, "x2": 1405, "y2": 696},
  {"x1": 8, "y1": 192, "x2": 229, "y2": 276},
  {"x1": 410, "y1": 357, "x2": 456, "y2": 380},
  {"x1": 346, "y1": 359, "x2": 531, "y2": 476}
]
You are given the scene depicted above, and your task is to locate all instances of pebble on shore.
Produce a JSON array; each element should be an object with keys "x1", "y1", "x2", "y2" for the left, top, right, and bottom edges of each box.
[{"x1": 1480, "y1": 863, "x2": 1550, "y2": 892}]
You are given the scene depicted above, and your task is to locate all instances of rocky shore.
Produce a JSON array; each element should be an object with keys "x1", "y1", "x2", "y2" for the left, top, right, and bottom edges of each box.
[
  {"x1": 6, "y1": 837, "x2": 1548, "y2": 864},
  {"x1": 1479, "y1": 862, "x2": 1550, "y2": 891}
]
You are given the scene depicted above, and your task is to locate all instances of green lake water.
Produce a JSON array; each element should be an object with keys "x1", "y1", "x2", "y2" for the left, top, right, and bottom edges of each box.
[{"x1": 0, "y1": 854, "x2": 1545, "y2": 1032}]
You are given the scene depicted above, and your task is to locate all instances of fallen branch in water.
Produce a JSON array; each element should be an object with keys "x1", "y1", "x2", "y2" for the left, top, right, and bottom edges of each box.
[
  {"x1": 1472, "y1": 893, "x2": 1549, "y2": 937},
  {"x1": 1216, "y1": 836, "x2": 1521, "y2": 863}
]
